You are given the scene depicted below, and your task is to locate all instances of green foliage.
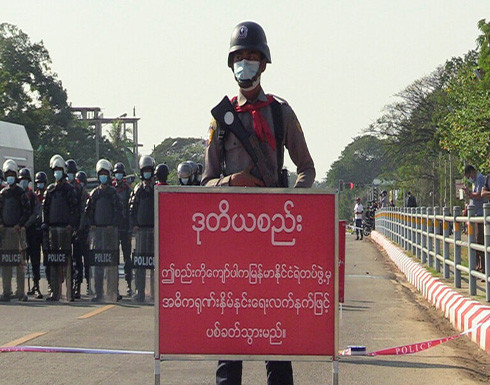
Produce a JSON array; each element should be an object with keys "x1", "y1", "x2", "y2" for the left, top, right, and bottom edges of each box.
[
  {"x1": 0, "y1": 23, "x2": 129, "y2": 179},
  {"x1": 151, "y1": 137, "x2": 205, "y2": 184}
]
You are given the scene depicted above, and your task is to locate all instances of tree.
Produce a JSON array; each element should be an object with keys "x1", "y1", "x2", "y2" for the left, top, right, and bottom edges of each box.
[{"x1": 151, "y1": 137, "x2": 205, "y2": 184}]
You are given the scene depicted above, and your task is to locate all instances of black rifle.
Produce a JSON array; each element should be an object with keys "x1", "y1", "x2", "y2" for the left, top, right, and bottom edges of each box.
[{"x1": 211, "y1": 96, "x2": 277, "y2": 187}]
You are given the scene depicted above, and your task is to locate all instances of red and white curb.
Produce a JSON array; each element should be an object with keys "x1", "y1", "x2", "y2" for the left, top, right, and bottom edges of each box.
[{"x1": 371, "y1": 231, "x2": 490, "y2": 354}]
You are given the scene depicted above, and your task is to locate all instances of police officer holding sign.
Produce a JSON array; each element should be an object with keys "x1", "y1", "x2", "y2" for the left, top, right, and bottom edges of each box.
[
  {"x1": 203, "y1": 21, "x2": 315, "y2": 385},
  {"x1": 0, "y1": 160, "x2": 31, "y2": 302}
]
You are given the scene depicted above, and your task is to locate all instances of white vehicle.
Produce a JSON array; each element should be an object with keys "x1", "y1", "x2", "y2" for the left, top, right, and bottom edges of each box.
[{"x1": 0, "y1": 121, "x2": 34, "y2": 178}]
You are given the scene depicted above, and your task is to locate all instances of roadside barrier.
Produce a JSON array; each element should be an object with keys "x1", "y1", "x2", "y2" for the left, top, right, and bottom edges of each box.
[
  {"x1": 375, "y1": 204, "x2": 490, "y2": 301},
  {"x1": 370, "y1": 230, "x2": 490, "y2": 354}
]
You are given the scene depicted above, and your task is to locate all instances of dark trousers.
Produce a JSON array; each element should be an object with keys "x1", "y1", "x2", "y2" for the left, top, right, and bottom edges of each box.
[
  {"x1": 355, "y1": 218, "x2": 363, "y2": 238},
  {"x1": 72, "y1": 238, "x2": 84, "y2": 286},
  {"x1": 119, "y1": 230, "x2": 132, "y2": 283},
  {"x1": 26, "y1": 227, "x2": 42, "y2": 283},
  {"x1": 216, "y1": 360, "x2": 293, "y2": 385}
]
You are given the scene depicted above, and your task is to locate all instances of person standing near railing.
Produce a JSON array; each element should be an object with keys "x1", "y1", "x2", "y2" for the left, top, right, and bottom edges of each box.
[
  {"x1": 354, "y1": 197, "x2": 364, "y2": 240},
  {"x1": 465, "y1": 165, "x2": 487, "y2": 273}
]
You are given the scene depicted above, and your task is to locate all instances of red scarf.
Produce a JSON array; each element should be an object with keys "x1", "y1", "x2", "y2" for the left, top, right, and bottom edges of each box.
[{"x1": 232, "y1": 94, "x2": 276, "y2": 150}]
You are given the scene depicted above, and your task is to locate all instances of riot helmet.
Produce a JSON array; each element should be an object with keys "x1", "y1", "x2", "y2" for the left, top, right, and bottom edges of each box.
[
  {"x1": 65, "y1": 159, "x2": 78, "y2": 174},
  {"x1": 96, "y1": 159, "x2": 112, "y2": 174},
  {"x1": 19, "y1": 168, "x2": 32, "y2": 181},
  {"x1": 113, "y1": 162, "x2": 126, "y2": 175},
  {"x1": 76, "y1": 171, "x2": 87, "y2": 187},
  {"x1": 50, "y1": 154, "x2": 66, "y2": 172},
  {"x1": 228, "y1": 21, "x2": 271, "y2": 68},
  {"x1": 177, "y1": 162, "x2": 193, "y2": 185},
  {"x1": 139, "y1": 155, "x2": 155, "y2": 180},
  {"x1": 155, "y1": 163, "x2": 169, "y2": 184},
  {"x1": 2, "y1": 159, "x2": 18, "y2": 176},
  {"x1": 35, "y1": 171, "x2": 48, "y2": 190},
  {"x1": 35, "y1": 171, "x2": 48, "y2": 184}
]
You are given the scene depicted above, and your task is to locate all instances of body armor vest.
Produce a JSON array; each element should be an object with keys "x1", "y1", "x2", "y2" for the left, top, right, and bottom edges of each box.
[
  {"x1": 48, "y1": 187, "x2": 71, "y2": 226},
  {"x1": 136, "y1": 186, "x2": 154, "y2": 227},
  {"x1": 1, "y1": 189, "x2": 22, "y2": 227},
  {"x1": 94, "y1": 190, "x2": 115, "y2": 226}
]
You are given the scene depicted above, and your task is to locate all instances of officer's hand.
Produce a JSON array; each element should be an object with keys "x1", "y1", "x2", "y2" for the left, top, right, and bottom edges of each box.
[
  {"x1": 0, "y1": 224, "x2": 4, "y2": 231},
  {"x1": 230, "y1": 166, "x2": 265, "y2": 187},
  {"x1": 90, "y1": 225, "x2": 96, "y2": 231},
  {"x1": 133, "y1": 226, "x2": 139, "y2": 233},
  {"x1": 13, "y1": 225, "x2": 20, "y2": 232},
  {"x1": 66, "y1": 225, "x2": 72, "y2": 232}
]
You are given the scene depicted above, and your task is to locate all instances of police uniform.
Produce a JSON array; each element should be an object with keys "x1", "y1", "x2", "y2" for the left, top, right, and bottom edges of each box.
[
  {"x1": 128, "y1": 180, "x2": 154, "y2": 301},
  {"x1": 43, "y1": 179, "x2": 78, "y2": 300},
  {"x1": 113, "y1": 178, "x2": 133, "y2": 293},
  {"x1": 24, "y1": 186, "x2": 42, "y2": 297},
  {"x1": 0, "y1": 184, "x2": 31, "y2": 301},
  {"x1": 85, "y1": 183, "x2": 123, "y2": 300},
  {"x1": 69, "y1": 178, "x2": 84, "y2": 298},
  {"x1": 202, "y1": 89, "x2": 315, "y2": 188},
  {"x1": 203, "y1": 20, "x2": 316, "y2": 385}
]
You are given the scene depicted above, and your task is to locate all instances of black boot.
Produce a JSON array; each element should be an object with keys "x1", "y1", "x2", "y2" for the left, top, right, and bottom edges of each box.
[{"x1": 74, "y1": 282, "x2": 81, "y2": 299}]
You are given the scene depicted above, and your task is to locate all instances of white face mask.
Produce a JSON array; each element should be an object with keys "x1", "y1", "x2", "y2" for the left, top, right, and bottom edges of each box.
[
  {"x1": 6, "y1": 176, "x2": 16, "y2": 185},
  {"x1": 115, "y1": 173, "x2": 123, "y2": 181},
  {"x1": 233, "y1": 59, "x2": 260, "y2": 82},
  {"x1": 180, "y1": 178, "x2": 189, "y2": 185},
  {"x1": 54, "y1": 170, "x2": 63, "y2": 181}
]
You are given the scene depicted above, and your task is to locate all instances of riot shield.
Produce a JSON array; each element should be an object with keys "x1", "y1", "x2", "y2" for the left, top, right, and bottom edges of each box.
[
  {"x1": 88, "y1": 226, "x2": 119, "y2": 302},
  {"x1": 44, "y1": 227, "x2": 72, "y2": 301},
  {"x1": 132, "y1": 227, "x2": 154, "y2": 303},
  {"x1": 0, "y1": 227, "x2": 27, "y2": 300}
]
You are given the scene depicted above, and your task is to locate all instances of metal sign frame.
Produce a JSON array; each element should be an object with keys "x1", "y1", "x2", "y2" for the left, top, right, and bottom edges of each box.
[{"x1": 154, "y1": 186, "x2": 339, "y2": 382}]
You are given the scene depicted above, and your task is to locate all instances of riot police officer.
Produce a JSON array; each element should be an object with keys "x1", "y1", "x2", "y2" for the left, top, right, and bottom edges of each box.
[
  {"x1": 43, "y1": 154, "x2": 78, "y2": 301},
  {"x1": 75, "y1": 171, "x2": 91, "y2": 294},
  {"x1": 177, "y1": 161, "x2": 194, "y2": 186},
  {"x1": 28, "y1": 171, "x2": 48, "y2": 298},
  {"x1": 19, "y1": 168, "x2": 43, "y2": 299},
  {"x1": 0, "y1": 160, "x2": 31, "y2": 302},
  {"x1": 129, "y1": 155, "x2": 155, "y2": 302},
  {"x1": 203, "y1": 21, "x2": 315, "y2": 385},
  {"x1": 112, "y1": 162, "x2": 133, "y2": 296},
  {"x1": 85, "y1": 159, "x2": 122, "y2": 302},
  {"x1": 155, "y1": 163, "x2": 169, "y2": 186},
  {"x1": 65, "y1": 159, "x2": 84, "y2": 299}
]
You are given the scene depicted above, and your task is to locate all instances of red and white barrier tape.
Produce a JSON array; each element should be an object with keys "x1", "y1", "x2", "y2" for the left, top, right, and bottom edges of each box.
[
  {"x1": 339, "y1": 313, "x2": 490, "y2": 357},
  {"x1": 0, "y1": 346, "x2": 153, "y2": 355}
]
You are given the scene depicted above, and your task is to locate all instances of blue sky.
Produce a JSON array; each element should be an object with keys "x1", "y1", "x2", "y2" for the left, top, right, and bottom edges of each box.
[{"x1": 3, "y1": 1, "x2": 489, "y2": 180}]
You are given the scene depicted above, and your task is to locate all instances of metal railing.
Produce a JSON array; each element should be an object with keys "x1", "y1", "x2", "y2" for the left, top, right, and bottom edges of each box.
[{"x1": 375, "y1": 204, "x2": 490, "y2": 301}]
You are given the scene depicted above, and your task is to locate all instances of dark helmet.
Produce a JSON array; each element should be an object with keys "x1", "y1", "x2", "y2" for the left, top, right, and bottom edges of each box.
[
  {"x1": 65, "y1": 159, "x2": 78, "y2": 174},
  {"x1": 75, "y1": 171, "x2": 87, "y2": 185},
  {"x1": 19, "y1": 168, "x2": 32, "y2": 181},
  {"x1": 177, "y1": 162, "x2": 193, "y2": 185},
  {"x1": 228, "y1": 21, "x2": 271, "y2": 68},
  {"x1": 156, "y1": 163, "x2": 169, "y2": 183},
  {"x1": 35, "y1": 171, "x2": 48, "y2": 184},
  {"x1": 113, "y1": 162, "x2": 126, "y2": 176}
]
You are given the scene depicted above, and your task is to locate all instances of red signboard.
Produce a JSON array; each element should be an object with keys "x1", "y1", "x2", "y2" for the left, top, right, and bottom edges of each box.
[
  {"x1": 156, "y1": 188, "x2": 338, "y2": 359},
  {"x1": 338, "y1": 221, "x2": 346, "y2": 303}
]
